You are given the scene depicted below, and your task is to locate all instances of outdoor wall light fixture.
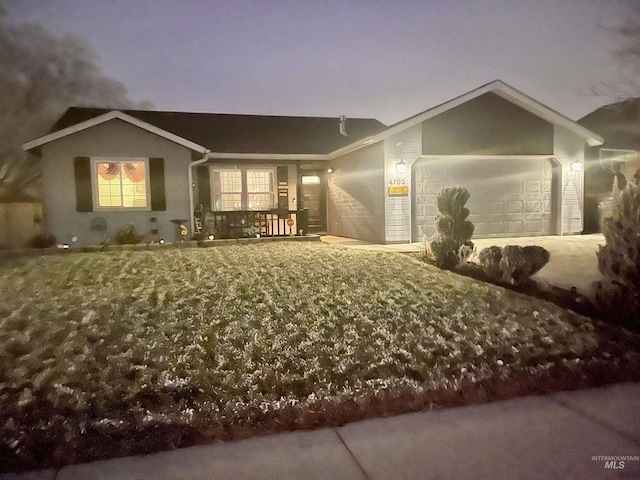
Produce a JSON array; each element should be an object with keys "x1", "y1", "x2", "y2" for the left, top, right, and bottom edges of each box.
[
  {"x1": 327, "y1": 168, "x2": 333, "y2": 173},
  {"x1": 395, "y1": 159, "x2": 407, "y2": 175},
  {"x1": 159, "y1": 239, "x2": 165, "y2": 244},
  {"x1": 570, "y1": 160, "x2": 582, "y2": 173},
  {"x1": 208, "y1": 234, "x2": 215, "y2": 240}
]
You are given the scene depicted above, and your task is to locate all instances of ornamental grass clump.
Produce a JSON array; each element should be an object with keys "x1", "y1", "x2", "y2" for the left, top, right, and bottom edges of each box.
[
  {"x1": 593, "y1": 171, "x2": 640, "y2": 325},
  {"x1": 429, "y1": 186, "x2": 474, "y2": 270}
]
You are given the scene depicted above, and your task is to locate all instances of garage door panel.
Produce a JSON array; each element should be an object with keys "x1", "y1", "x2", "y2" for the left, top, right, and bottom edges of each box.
[
  {"x1": 526, "y1": 220, "x2": 542, "y2": 232},
  {"x1": 506, "y1": 200, "x2": 523, "y2": 213},
  {"x1": 506, "y1": 180, "x2": 524, "y2": 194},
  {"x1": 526, "y1": 180, "x2": 541, "y2": 193},
  {"x1": 488, "y1": 202, "x2": 503, "y2": 214},
  {"x1": 412, "y1": 157, "x2": 556, "y2": 240},
  {"x1": 473, "y1": 222, "x2": 486, "y2": 235},
  {"x1": 507, "y1": 221, "x2": 525, "y2": 234},
  {"x1": 488, "y1": 221, "x2": 506, "y2": 234},
  {"x1": 526, "y1": 200, "x2": 541, "y2": 212}
]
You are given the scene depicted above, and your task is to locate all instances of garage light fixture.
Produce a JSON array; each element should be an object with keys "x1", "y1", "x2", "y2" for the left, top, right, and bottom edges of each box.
[
  {"x1": 395, "y1": 159, "x2": 407, "y2": 175},
  {"x1": 570, "y1": 160, "x2": 582, "y2": 173}
]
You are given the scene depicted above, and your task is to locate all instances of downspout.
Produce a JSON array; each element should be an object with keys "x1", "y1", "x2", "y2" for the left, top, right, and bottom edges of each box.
[{"x1": 188, "y1": 149, "x2": 211, "y2": 235}]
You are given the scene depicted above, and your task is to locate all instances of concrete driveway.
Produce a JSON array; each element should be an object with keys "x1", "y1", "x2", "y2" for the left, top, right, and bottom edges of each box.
[{"x1": 321, "y1": 234, "x2": 605, "y2": 295}]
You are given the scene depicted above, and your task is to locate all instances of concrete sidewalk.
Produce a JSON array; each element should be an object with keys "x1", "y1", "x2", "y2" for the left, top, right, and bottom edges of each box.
[
  {"x1": 6, "y1": 382, "x2": 639, "y2": 480},
  {"x1": 321, "y1": 234, "x2": 605, "y2": 295}
]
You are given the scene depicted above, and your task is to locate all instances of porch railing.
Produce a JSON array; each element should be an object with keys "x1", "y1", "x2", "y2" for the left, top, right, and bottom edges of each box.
[{"x1": 194, "y1": 209, "x2": 309, "y2": 239}]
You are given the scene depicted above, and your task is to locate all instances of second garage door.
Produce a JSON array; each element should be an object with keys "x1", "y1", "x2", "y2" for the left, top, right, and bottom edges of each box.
[{"x1": 412, "y1": 157, "x2": 557, "y2": 241}]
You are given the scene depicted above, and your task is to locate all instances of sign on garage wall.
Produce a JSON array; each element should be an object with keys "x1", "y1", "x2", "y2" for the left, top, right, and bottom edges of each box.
[{"x1": 388, "y1": 185, "x2": 408, "y2": 196}]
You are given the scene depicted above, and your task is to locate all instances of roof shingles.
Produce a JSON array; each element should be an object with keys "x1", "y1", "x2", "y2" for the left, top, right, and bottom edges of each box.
[{"x1": 50, "y1": 108, "x2": 387, "y2": 155}]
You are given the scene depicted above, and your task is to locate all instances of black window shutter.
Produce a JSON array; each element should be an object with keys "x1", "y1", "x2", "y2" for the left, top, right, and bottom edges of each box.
[
  {"x1": 196, "y1": 165, "x2": 211, "y2": 209},
  {"x1": 149, "y1": 158, "x2": 166, "y2": 211},
  {"x1": 277, "y1": 166, "x2": 288, "y2": 186},
  {"x1": 74, "y1": 156, "x2": 93, "y2": 212}
]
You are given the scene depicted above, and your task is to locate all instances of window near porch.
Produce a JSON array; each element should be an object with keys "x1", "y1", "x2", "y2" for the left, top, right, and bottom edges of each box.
[
  {"x1": 211, "y1": 168, "x2": 276, "y2": 211},
  {"x1": 247, "y1": 169, "x2": 275, "y2": 210},
  {"x1": 212, "y1": 170, "x2": 242, "y2": 210},
  {"x1": 94, "y1": 159, "x2": 149, "y2": 209}
]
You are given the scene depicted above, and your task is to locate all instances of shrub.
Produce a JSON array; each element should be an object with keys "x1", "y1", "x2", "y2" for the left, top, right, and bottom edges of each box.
[
  {"x1": 478, "y1": 245, "x2": 550, "y2": 285},
  {"x1": 26, "y1": 233, "x2": 56, "y2": 249},
  {"x1": 592, "y1": 170, "x2": 640, "y2": 323},
  {"x1": 477, "y1": 245, "x2": 503, "y2": 281},
  {"x1": 114, "y1": 224, "x2": 141, "y2": 245},
  {"x1": 429, "y1": 186, "x2": 474, "y2": 269}
]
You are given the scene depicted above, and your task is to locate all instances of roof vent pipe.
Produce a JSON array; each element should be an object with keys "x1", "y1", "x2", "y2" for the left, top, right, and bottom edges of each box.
[{"x1": 339, "y1": 115, "x2": 348, "y2": 136}]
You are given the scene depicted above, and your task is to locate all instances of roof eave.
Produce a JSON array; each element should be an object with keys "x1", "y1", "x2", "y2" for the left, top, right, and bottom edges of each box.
[
  {"x1": 21, "y1": 110, "x2": 209, "y2": 154},
  {"x1": 327, "y1": 80, "x2": 604, "y2": 157}
]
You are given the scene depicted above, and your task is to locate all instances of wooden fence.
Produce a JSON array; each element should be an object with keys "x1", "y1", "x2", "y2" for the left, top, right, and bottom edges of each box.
[{"x1": 0, "y1": 202, "x2": 44, "y2": 249}]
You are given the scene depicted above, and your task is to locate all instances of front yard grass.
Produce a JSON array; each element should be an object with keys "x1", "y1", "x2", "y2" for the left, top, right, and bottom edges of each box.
[{"x1": 1, "y1": 242, "x2": 640, "y2": 472}]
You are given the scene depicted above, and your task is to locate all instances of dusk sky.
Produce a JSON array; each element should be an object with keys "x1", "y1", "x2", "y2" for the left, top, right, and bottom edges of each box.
[{"x1": 8, "y1": 0, "x2": 636, "y2": 125}]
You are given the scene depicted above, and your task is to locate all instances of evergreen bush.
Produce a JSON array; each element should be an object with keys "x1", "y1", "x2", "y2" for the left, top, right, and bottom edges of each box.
[
  {"x1": 478, "y1": 245, "x2": 550, "y2": 285},
  {"x1": 429, "y1": 186, "x2": 474, "y2": 269},
  {"x1": 593, "y1": 171, "x2": 640, "y2": 323}
]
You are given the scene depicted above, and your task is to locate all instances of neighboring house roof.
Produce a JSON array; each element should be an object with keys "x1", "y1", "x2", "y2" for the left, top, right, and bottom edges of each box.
[
  {"x1": 578, "y1": 98, "x2": 640, "y2": 150},
  {"x1": 23, "y1": 108, "x2": 386, "y2": 156}
]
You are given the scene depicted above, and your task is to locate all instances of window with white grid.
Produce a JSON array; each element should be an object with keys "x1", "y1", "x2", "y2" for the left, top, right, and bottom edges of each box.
[
  {"x1": 211, "y1": 168, "x2": 276, "y2": 211},
  {"x1": 212, "y1": 170, "x2": 242, "y2": 211},
  {"x1": 247, "y1": 169, "x2": 275, "y2": 210},
  {"x1": 93, "y1": 159, "x2": 149, "y2": 209}
]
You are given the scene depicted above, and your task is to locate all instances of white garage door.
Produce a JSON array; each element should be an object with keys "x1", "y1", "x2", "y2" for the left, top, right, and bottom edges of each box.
[{"x1": 412, "y1": 157, "x2": 557, "y2": 241}]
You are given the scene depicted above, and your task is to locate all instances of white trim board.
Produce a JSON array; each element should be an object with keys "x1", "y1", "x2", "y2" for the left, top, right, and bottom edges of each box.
[
  {"x1": 416, "y1": 154, "x2": 557, "y2": 160},
  {"x1": 206, "y1": 153, "x2": 328, "y2": 161}
]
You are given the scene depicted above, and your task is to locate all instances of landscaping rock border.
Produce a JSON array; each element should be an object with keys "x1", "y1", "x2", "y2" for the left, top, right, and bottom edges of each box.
[{"x1": 0, "y1": 234, "x2": 322, "y2": 264}]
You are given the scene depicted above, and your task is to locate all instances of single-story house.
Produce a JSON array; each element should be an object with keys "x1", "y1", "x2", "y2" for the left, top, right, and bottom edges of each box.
[
  {"x1": 578, "y1": 98, "x2": 640, "y2": 232},
  {"x1": 22, "y1": 80, "x2": 603, "y2": 246}
]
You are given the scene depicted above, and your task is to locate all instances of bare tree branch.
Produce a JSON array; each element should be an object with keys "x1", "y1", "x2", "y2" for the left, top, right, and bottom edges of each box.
[
  {"x1": 594, "y1": 2, "x2": 640, "y2": 101},
  {"x1": 0, "y1": 6, "x2": 152, "y2": 201}
]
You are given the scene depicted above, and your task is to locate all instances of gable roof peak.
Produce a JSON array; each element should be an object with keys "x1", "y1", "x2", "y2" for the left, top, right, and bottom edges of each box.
[{"x1": 382, "y1": 80, "x2": 603, "y2": 147}]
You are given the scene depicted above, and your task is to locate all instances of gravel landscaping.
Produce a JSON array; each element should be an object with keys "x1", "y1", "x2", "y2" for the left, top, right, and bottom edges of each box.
[{"x1": 1, "y1": 242, "x2": 639, "y2": 472}]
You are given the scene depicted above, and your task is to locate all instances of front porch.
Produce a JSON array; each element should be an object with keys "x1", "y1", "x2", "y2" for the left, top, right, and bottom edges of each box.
[{"x1": 194, "y1": 208, "x2": 310, "y2": 239}]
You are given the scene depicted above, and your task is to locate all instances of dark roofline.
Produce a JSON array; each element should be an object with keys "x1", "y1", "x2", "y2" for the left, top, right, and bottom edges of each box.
[
  {"x1": 49, "y1": 107, "x2": 385, "y2": 133},
  {"x1": 46, "y1": 107, "x2": 387, "y2": 156}
]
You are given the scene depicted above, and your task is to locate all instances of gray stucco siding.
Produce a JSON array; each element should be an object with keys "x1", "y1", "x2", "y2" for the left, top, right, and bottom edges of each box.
[
  {"x1": 422, "y1": 93, "x2": 554, "y2": 155},
  {"x1": 328, "y1": 143, "x2": 385, "y2": 243},
  {"x1": 40, "y1": 119, "x2": 193, "y2": 246}
]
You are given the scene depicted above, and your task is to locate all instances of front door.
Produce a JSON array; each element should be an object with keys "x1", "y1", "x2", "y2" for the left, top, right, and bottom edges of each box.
[{"x1": 301, "y1": 174, "x2": 326, "y2": 233}]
